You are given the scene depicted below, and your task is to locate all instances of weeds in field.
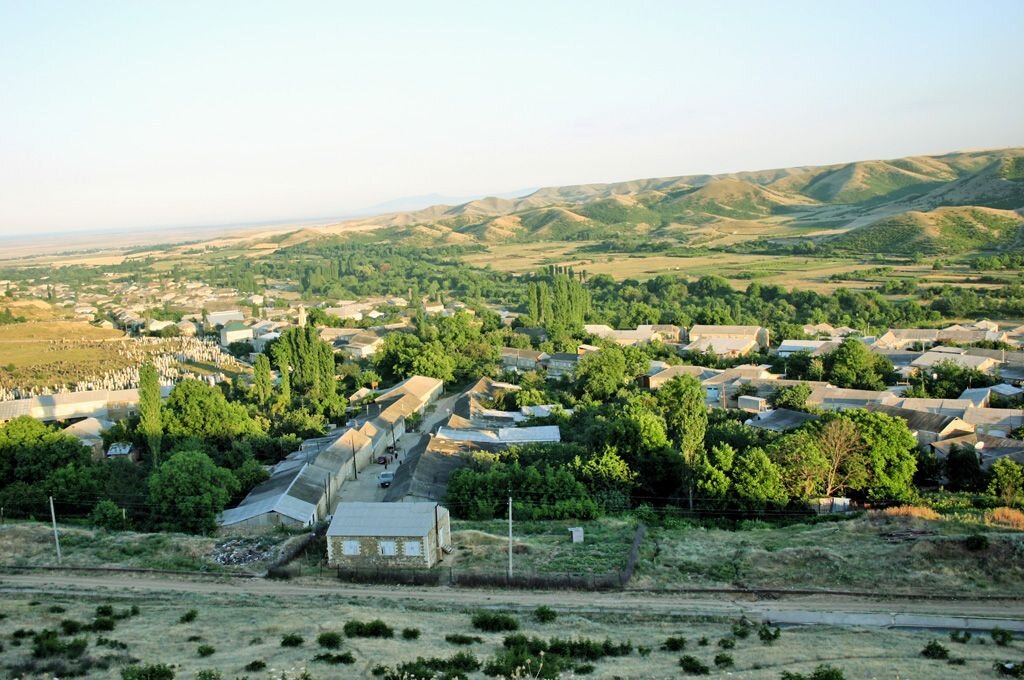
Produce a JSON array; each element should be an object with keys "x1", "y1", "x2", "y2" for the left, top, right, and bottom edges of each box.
[
  {"x1": 197, "y1": 644, "x2": 215, "y2": 657},
  {"x1": 881, "y1": 506, "x2": 941, "y2": 520},
  {"x1": 313, "y1": 651, "x2": 356, "y2": 665},
  {"x1": 988, "y1": 507, "x2": 1024, "y2": 530},
  {"x1": 662, "y1": 636, "x2": 686, "y2": 651},
  {"x1": 950, "y1": 630, "x2": 972, "y2": 643},
  {"x1": 471, "y1": 611, "x2": 519, "y2": 632},
  {"x1": 402, "y1": 627, "x2": 421, "y2": 640},
  {"x1": 921, "y1": 639, "x2": 949, "y2": 659},
  {"x1": 344, "y1": 619, "x2": 394, "y2": 638},
  {"x1": 446, "y1": 633, "x2": 483, "y2": 645},
  {"x1": 993, "y1": 627, "x2": 1015, "y2": 646},
  {"x1": 317, "y1": 631, "x2": 342, "y2": 649},
  {"x1": 679, "y1": 654, "x2": 710, "y2": 674},
  {"x1": 781, "y1": 665, "x2": 846, "y2": 680},
  {"x1": 120, "y1": 663, "x2": 176, "y2": 679},
  {"x1": 714, "y1": 653, "x2": 734, "y2": 668},
  {"x1": 280, "y1": 633, "x2": 303, "y2": 647},
  {"x1": 178, "y1": 609, "x2": 198, "y2": 624},
  {"x1": 534, "y1": 605, "x2": 557, "y2": 623}
]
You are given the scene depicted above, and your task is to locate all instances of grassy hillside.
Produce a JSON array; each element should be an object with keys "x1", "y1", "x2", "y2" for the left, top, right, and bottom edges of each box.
[
  {"x1": 828, "y1": 206, "x2": 1024, "y2": 256},
  {"x1": 276, "y1": 147, "x2": 1024, "y2": 254}
]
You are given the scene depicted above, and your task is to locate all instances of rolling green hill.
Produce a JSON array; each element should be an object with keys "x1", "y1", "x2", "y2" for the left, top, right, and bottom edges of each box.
[
  {"x1": 828, "y1": 206, "x2": 1024, "y2": 256},
  {"x1": 307, "y1": 147, "x2": 1024, "y2": 253}
]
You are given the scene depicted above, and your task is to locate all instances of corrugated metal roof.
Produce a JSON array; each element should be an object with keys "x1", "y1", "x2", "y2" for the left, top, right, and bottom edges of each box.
[{"x1": 327, "y1": 502, "x2": 440, "y2": 537}]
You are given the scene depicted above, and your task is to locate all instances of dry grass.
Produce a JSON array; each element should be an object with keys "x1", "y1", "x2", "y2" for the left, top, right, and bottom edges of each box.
[
  {"x1": 0, "y1": 521, "x2": 286, "y2": 573},
  {"x1": 880, "y1": 506, "x2": 942, "y2": 521},
  {"x1": 987, "y1": 507, "x2": 1024, "y2": 531},
  {"x1": 633, "y1": 514, "x2": 1024, "y2": 595},
  {"x1": 0, "y1": 590, "x2": 1018, "y2": 679}
]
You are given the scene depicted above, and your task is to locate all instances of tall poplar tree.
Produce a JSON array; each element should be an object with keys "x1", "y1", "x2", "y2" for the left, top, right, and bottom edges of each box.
[{"x1": 138, "y1": 363, "x2": 163, "y2": 466}]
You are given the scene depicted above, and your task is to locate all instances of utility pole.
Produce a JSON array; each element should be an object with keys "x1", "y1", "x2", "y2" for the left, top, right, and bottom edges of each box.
[
  {"x1": 351, "y1": 439, "x2": 358, "y2": 480},
  {"x1": 507, "y1": 496, "x2": 513, "y2": 580},
  {"x1": 49, "y1": 496, "x2": 62, "y2": 564}
]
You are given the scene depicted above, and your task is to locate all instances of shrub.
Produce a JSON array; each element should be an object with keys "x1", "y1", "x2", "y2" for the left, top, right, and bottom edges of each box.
[
  {"x1": 96, "y1": 605, "x2": 115, "y2": 617},
  {"x1": 714, "y1": 653, "x2": 734, "y2": 668},
  {"x1": 394, "y1": 652, "x2": 481, "y2": 678},
  {"x1": 471, "y1": 611, "x2": 519, "y2": 632},
  {"x1": 950, "y1": 630, "x2": 972, "y2": 643},
  {"x1": 90, "y1": 617, "x2": 116, "y2": 632},
  {"x1": 662, "y1": 636, "x2": 687, "y2": 651},
  {"x1": 679, "y1": 655, "x2": 710, "y2": 675},
  {"x1": 313, "y1": 652, "x2": 356, "y2": 665},
  {"x1": 718, "y1": 638, "x2": 736, "y2": 649},
  {"x1": 402, "y1": 627, "x2": 421, "y2": 640},
  {"x1": 731, "y1": 619, "x2": 753, "y2": 639},
  {"x1": 195, "y1": 672, "x2": 222, "y2": 680},
  {"x1": 992, "y1": 627, "x2": 1015, "y2": 646},
  {"x1": 921, "y1": 640, "x2": 949, "y2": 659},
  {"x1": 881, "y1": 505, "x2": 941, "y2": 520},
  {"x1": 534, "y1": 605, "x2": 557, "y2": 623},
  {"x1": 243, "y1": 660, "x2": 266, "y2": 672},
  {"x1": 121, "y1": 664, "x2": 176, "y2": 680},
  {"x1": 574, "y1": 663, "x2": 596, "y2": 674},
  {"x1": 947, "y1": 657, "x2": 966, "y2": 666},
  {"x1": 96, "y1": 636, "x2": 128, "y2": 649},
  {"x1": 130, "y1": 605, "x2": 140, "y2": 616},
  {"x1": 965, "y1": 534, "x2": 990, "y2": 551},
  {"x1": 698, "y1": 636, "x2": 709, "y2": 646},
  {"x1": 445, "y1": 634, "x2": 483, "y2": 645},
  {"x1": 638, "y1": 646, "x2": 652, "y2": 656},
  {"x1": 32, "y1": 630, "x2": 87, "y2": 659},
  {"x1": 994, "y1": 661, "x2": 1024, "y2": 677},
  {"x1": 317, "y1": 631, "x2": 343, "y2": 649},
  {"x1": 988, "y1": 507, "x2": 1024, "y2": 530},
  {"x1": 187, "y1": 635, "x2": 203, "y2": 642},
  {"x1": 280, "y1": 633, "x2": 304, "y2": 647},
  {"x1": 60, "y1": 620, "x2": 84, "y2": 635},
  {"x1": 344, "y1": 619, "x2": 394, "y2": 638},
  {"x1": 178, "y1": 609, "x2": 198, "y2": 624},
  {"x1": 759, "y1": 624, "x2": 781, "y2": 644},
  {"x1": 781, "y1": 666, "x2": 846, "y2": 680},
  {"x1": 197, "y1": 644, "x2": 215, "y2": 657},
  {"x1": 48, "y1": 605, "x2": 67, "y2": 613}
]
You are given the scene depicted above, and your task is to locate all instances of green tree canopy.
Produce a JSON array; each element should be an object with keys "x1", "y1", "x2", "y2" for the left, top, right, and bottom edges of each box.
[
  {"x1": 148, "y1": 450, "x2": 239, "y2": 533},
  {"x1": 162, "y1": 380, "x2": 264, "y2": 444}
]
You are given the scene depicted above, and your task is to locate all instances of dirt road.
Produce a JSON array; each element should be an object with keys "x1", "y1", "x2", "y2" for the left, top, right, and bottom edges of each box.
[{"x1": 3, "y1": 571, "x2": 1024, "y2": 632}]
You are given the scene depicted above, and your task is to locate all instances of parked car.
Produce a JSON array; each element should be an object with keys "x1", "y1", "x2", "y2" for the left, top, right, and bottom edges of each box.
[
  {"x1": 375, "y1": 456, "x2": 387, "y2": 464},
  {"x1": 378, "y1": 471, "x2": 395, "y2": 488}
]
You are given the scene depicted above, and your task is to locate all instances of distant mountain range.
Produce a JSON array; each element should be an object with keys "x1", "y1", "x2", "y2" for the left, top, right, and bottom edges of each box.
[{"x1": 303, "y1": 148, "x2": 1022, "y2": 256}]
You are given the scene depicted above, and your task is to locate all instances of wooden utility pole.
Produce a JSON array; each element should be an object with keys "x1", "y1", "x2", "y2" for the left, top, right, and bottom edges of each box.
[
  {"x1": 507, "y1": 496, "x2": 513, "y2": 580},
  {"x1": 49, "y1": 496, "x2": 62, "y2": 564}
]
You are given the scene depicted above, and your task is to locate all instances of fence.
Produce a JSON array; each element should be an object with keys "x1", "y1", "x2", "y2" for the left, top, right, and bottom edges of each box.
[{"x1": 331, "y1": 523, "x2": 648, "y2": 591}]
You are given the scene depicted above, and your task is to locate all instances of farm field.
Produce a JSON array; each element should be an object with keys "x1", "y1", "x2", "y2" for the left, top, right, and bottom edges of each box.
[
  {"x1": 1, "y1": 582, "x2": 1021, "y2": 679},
  {"x1": 460, "y1": 241, "x2": 1012, "y2": 293}
]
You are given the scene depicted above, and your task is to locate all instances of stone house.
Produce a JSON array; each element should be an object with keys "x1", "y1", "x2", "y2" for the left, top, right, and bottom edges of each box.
[{"x1": 326, "y1": 502, "x2": 451, "y2": 569}]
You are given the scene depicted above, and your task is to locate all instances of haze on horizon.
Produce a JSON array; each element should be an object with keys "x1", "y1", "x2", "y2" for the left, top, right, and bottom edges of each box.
[{"x1": 2, "y1": 0, "x2": 1023, "y2": 236}]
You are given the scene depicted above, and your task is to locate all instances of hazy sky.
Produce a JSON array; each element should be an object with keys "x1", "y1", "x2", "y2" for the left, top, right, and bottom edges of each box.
[{"x1": 2, "y1": 1, "x2": 1023, "y2": 235}]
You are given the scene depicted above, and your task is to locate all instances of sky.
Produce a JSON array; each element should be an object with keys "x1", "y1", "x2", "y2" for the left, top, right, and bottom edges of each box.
[{"x1": 1, "y1": 1, "x2": 1023, "y2": 236}]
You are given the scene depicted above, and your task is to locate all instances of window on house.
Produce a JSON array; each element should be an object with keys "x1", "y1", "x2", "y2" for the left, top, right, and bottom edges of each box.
[
  {"x1": 378, "y1": 540, "x2": 397, "y2": 556},
  {"x1": 403, "y1": 541, "x2": 422, "y2": 556},
  {"x1": 342, "y1": 540, "x2": 360, "y2": 556}
]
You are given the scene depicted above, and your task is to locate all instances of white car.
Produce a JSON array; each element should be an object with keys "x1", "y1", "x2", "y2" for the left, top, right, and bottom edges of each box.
[{"x1": 378, "y1": 471, "x2": 395, "y2": 488}]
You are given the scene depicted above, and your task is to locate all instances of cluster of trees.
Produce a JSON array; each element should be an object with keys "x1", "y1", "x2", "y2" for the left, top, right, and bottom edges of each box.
[
  {"x1": 781, "y1": 338, "x2": 896, "y2": 390},
  {"x1": 0, "y1": 307, "x2": 26, "y2": 324},
  {"x1": 446, "y1": 367, "x2": 924, "y2": 521},
  {"x1": 521, "y1": 274, "x2": 591, "y2": 333}
]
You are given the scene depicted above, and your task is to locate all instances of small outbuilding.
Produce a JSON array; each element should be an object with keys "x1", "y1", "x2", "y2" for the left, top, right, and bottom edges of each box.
[{"x1": 326, "y1": 502, "x2": 451, "y2": 569}]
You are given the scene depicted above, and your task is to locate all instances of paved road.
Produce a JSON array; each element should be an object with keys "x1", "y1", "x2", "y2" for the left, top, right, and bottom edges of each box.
[{"x1": 3, "y1": 571, "x2": 1024, "y2": 632}]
